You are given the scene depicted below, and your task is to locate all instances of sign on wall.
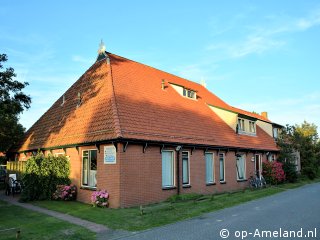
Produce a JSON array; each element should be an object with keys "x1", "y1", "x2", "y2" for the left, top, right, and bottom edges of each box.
[{"x1": 104, "y1": 145, "x2": 116, "y2": 164}]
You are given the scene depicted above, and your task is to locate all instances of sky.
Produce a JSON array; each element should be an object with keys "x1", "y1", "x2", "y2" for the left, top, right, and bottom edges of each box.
[{"x1": 1, "y1": 1, "x2": 320, "y2": 131}]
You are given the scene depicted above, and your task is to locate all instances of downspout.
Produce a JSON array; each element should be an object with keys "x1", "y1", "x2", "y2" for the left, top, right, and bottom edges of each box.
[{"x1": 176, "y1": 146, "x2": 182, "y2": 195}]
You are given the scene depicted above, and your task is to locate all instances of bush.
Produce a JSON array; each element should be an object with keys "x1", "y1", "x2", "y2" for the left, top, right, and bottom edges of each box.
[
  {"x1": 91, "y1": 190, "x2": 109, "y2": 207},
  {"x1": 282, "y1": 161, "x2": 298, "y2": 183},
  {"x1": 302, "y1": 166, "x2": 317, "y2": 180},
  {"x1": 20, "y1": 152, "x2": 70, "y2": 201},
  {"x1": 0, "y1": 156, "x2": 7, "y2": 165},
  {"x1": 52, "y1": 184, "x2": 77, "y2": 201},
  {"x1": 262, "y1": 161, "x2": 285, "y2": 185},
  {"x1": 167, "y1": 193, "x2": 203, "y2": 203}
]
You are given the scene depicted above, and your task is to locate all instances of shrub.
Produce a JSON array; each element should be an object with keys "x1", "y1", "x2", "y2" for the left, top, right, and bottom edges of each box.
[
  {"x1": 302, "y1": 166, "x2": 317, "y2": 180},
  {"x1": 282, "y1": 161, "x2": 298, "y2": 183},
  {"x1": 52, "y1": 184, "x2": 77, "y2": 201},
  {"x1": 91, "y1": 190, "x2": 109, "y2": 207},
  {"x1": 262, "y1": 161, "x2": 285, "y2": 185},
  {"x1": 20, "y1": 152, "x2": 70, "y2": 201}
]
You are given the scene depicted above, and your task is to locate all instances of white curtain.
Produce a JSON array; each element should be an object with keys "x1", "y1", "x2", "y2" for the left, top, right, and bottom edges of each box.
[
  {"x1": 182, "y1": 159, "x2": 189, "y2": 184},
  {"x1": 219, "y1": 155, "x2": 225, "y2": 181},
  {"x1": 205, "y1": 153, "x2": 214, "y2": 183},
  {"x1": 162, "y1": 151, "x2": 173, "y2": 187},
  {"x1": 237, "y1": 155, "x2": 245, "y2": 179}
]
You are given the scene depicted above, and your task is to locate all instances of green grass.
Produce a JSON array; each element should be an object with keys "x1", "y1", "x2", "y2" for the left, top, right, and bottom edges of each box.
[
  {"x1": 0, "y1": 200, "x2": 96, "y2": 240},
  {"x1": 31, "y1": 178, "x2": 319, "y2": 231}
]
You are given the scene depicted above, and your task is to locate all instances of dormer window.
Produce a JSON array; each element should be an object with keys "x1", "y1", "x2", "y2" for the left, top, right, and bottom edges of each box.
[
  {"x1": 273, "y1": 128, "x2": 279, "y2": 139},
  {"x1": 249, "y1": 121, "x2": 256, "y2": 133},
  {"x1": 237, "y1": 117, "x2": 256, "y2": 136},
  {"x1": 238, "y1": 118, "x2": 245, "y2": 131},
  {"x1": 183, "y1": 88, "x2": 195, "y2": 99}
]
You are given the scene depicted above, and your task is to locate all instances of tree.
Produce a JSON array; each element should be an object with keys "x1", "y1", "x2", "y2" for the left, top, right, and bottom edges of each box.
[
  {"x1": 277, "y1": 125, "x2": 298, "y2": 182},
  {"x1": 295, "y1": 121, "x2": 318, "y2": 144},
  {"x1": 0, "y1": 54, "x2": 31, "y2": 153}
]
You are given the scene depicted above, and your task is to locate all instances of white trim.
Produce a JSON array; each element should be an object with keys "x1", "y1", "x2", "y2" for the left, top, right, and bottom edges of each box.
[
  {"x1": 205, "y1": 152, "x2": 215, "y2": 184},
  {"x1": 236, "y1": 153, "x2": 246, "y2": 181},
  {"x1": 254, "y1": 154, "x2": 262, "y2": 178},
  {"x1": 161, "y1": 150, "x2": 176, "y2": 188},
  {"x1": 81, "y1": 149, "x2": 98, "y2": 189},
  {"x1": 182, "y1": 151, "x2": 191, "y2": 186},
  {"x1": 219, "y1": 153, "x2": 226, "y2": 182}
]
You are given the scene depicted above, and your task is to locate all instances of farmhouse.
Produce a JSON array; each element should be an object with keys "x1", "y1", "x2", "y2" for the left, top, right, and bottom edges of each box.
[{"x1": 12, "y1": 43, "x2": 281, "y2": 208}]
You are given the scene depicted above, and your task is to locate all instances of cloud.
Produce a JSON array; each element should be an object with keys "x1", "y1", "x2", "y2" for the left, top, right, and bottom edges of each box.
[
  {"x1": 72, "y1": 55, "x2": 94, "y2": 64},
  {"x1": 206, "y1": 8, "x2": 320, "y2": 59},
  {"x1": 296, "y1": 9, "x2": 320, "y2": 30},
  {"x1": 236, "y1": 91, "x2": 320, "y2": 128}
]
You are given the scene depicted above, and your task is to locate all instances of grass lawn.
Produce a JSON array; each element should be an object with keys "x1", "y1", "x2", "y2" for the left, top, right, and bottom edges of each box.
[
  {"x1": 0, "y1": 200, "x2": 96, "y2": 240},
  {"x1": 32, "y1": 178, "x2": 320, "y2": 231}
]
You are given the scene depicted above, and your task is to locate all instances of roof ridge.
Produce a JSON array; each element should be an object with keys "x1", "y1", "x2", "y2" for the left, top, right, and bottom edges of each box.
[
  {"x1": 107, "y1": 57, "x2": 123, "y2": 138},
  {"x1": 107, "y1": 52, "x2": 205, "y2": 88}
]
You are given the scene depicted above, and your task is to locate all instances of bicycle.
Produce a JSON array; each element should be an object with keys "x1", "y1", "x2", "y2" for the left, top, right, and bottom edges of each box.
[{"x1": 249, "y1": 174, "x2": 267, "y2": 189}]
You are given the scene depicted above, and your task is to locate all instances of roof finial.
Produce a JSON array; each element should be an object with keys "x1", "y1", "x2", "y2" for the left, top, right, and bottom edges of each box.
[
  {"x1": 200, "y1": 78, "x2": 207, "y2": 88},
  {"x1": 98, "y1": 39, "x2": 106, "y2": 54}
]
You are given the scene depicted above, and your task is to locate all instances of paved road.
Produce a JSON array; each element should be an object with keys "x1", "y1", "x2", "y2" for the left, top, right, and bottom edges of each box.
[{"x1": 111, "y1": 183, "x2": 320, "y2": 240}]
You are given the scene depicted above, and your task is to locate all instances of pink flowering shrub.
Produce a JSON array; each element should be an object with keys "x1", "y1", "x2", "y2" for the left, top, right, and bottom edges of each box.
[
  {"x1": 262, "y1": 161, "x2": 286, "y2": 185},
  {"x1": 52, "y1": 184, "x2": 77, "y2": 201},
  {"x1": 91, "y1": 190, "x2": 109, "y2": 208}
]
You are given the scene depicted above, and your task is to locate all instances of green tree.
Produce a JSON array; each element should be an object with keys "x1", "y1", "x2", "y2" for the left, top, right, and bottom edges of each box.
[
  {"x1": 277, "y1": 125, "x2": 298, "y2": 182},
  {"x1": 0, "y1": 54, "x2": 31, "y2": 153},
  {"x1": 290, "y1": 121, "x2": 319, "y2": 179}
]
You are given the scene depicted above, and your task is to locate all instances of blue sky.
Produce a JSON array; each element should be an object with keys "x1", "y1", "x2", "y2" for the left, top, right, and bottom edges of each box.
[{"x1": 1, "y1": 1, "x2": 320, "y2": 131}]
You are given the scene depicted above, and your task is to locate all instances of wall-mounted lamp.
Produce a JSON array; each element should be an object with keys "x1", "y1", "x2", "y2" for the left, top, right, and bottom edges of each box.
[{"x1": 176, "y1": 145, "x2": 182, "y2": 151}]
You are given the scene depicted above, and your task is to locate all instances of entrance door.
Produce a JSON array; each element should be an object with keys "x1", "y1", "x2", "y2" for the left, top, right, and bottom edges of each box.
[{"x1": 255, "y1": 154, "x2": 262, "y2": 178}]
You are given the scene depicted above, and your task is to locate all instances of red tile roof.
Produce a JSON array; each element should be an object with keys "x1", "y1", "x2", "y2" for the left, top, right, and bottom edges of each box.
[{"x1": 15, "y1": 52, "x2": 278, "y2": 152}]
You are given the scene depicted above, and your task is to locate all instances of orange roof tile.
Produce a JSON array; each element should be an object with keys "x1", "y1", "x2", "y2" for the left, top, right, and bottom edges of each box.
[{"x1": 15, "y1": 52, "x2": 278, "y2": 152}]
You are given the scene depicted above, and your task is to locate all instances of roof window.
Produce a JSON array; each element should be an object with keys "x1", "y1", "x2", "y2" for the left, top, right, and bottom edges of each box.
[{"x1": 183, "y1": 88, "x2": 196, "y2": 99}]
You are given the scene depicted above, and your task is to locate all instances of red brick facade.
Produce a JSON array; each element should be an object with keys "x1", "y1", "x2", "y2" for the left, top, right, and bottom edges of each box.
[{"x1": 18, "y1": 143, "x2": 269, "y2": 208}]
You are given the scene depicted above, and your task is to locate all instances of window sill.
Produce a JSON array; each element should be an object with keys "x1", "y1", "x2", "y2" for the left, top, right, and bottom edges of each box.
[
  {"x1": 80, "y1": 186, "x2": 97, "y2": 191},
  {"x1": 182, "y1": 184, "x2": 191, "y2": 188},
  {"x1": 237, "y1": 131, "x2": 257, "y2": 137},
  {"x1": 237, "y1": 179, "x2": 247, "y2": 182},
  {"x1": 206, "y1": 182, "x2": 216, "y2": 186},
  {"x1": 220, "y1": 181, "x2": 227, "y2": 184},
  {"x1": 162, "y1": 186, "x2": 176, "y2": 190}
]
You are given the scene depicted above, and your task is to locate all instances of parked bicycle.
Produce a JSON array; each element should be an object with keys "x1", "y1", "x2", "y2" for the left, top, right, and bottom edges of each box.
[{"x1": 249, "y1": 174, "x2": 267, "y2": 189}]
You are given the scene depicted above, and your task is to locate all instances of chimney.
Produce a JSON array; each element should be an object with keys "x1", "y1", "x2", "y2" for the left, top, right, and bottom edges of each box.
[
  {"x1": 261, "y1": 112, "x2": 268, "y2": 119},
  {"x1": 161, "y1": 79, "x2": 165, "y2": 90}
]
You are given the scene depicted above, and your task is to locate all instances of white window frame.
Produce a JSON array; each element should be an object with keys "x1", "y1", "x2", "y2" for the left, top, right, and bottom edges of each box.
[
  {"x1": 238, "y1": 118, "x2": 245, "y2": 132},
  {"x1": 162, "y1": 150, "x2": 175, "y2": 188},
  {"x1": 236, "y1": 154, "x2": 246, "y2": 180},
  {"x1": 182, "y1": 151, "x2": 190, "y2": 186},
  {"x1": 205, "y1": 152, "x2": 215, "y2": 184},
  {"x1": 183, "y1": 88, "x2": 196, "y2": 99},
  {"x1": 219, "y1": 153, "x2": 226, "y2": 183},
  {"x1": 273, "y1": 128, "x2": 278, "y2": 138},
  {"x1": 255, "y1": 154, "x2": 262, "y2": 178},
  {"x1": 81, "y1": 149, "x2": 98, "y2": 189},
  {"x1": 249, "y1": 121, "x2": 256, "y2": 133}
]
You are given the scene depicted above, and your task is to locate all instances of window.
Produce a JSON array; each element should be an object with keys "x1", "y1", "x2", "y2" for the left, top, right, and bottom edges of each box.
[
  {"x1": 249, "y1": 121, "x2": 256, "y2": 133},
  {"x1": 162, "y1": 151, "x2": 175, "y2": 187},
  {"x1": 82, "y1": 150, "x2": 97, "y2": 188},
  {"x1": 238, "y1": 118, "x2": 245, "y2": 131},
  {"x1": 183, "y1": 88, "x2": 195, "y2": 99},
  {"x1": 219, "y1": 153, "x2": 225, "y2": 182},
  {"x1": 205, "y1": 153, "x2": 214, "y2": 184},
  {"x1": 236, "y1": 154, "x2": 246, "y2": 180},
  {"x1": 182, "y1": 152, "x2": 190, "y2": 185},
  {"x1": 268, "y1": 154, "x2": 276, "y2": 162},
  {"x1": 273, "y1": 128, "x2": 278, "y2": 139}
]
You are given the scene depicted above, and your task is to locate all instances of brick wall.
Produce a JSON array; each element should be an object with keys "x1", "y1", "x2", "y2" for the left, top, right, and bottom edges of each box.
[{"x1": 15, "y1": 144, "x2": 271, "y2": 208}]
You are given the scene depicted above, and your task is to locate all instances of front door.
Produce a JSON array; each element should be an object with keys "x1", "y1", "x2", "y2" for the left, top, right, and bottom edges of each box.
[{"x1": 255, "y1": 154, "x2": 262, "y2": 178}]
